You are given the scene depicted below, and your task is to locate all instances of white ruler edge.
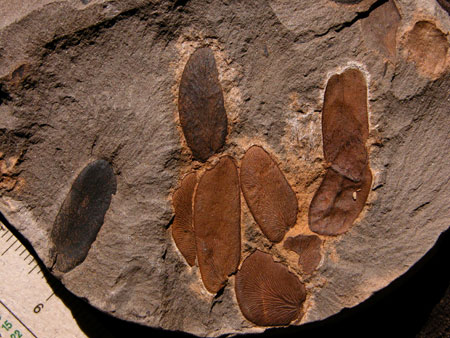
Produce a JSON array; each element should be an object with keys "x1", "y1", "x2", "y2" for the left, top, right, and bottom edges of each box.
[{"x1": 0, "y1": 220, "x2": 88, "y2": 338}]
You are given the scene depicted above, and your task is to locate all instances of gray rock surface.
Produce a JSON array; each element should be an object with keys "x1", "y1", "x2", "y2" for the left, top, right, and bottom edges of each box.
[{"x1": 0, "y1": 0, "x2": 449, "y2": 336}]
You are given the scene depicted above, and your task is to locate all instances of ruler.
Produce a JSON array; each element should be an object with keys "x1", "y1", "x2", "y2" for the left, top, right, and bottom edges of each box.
[{"x1": 0, "y1": 218, "x2": 105, "y2": 338}]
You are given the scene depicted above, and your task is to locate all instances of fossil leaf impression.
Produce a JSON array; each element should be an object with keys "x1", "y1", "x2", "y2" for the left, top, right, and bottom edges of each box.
[
  {"x1": 194, "y1": 156, "x2": 240, "y2": 293},
  {"x1": 240, "y1": 145, "x2": 298, "y2": 243},
  {"x1": 322, "y1": 68, "x2": 369, "y2": 182},
  {"x1": 235, "y1": 250, "x2": 306, "y2": 326},
  {"x1": 171, "y1": 172, "x2": 197, "y2": 267},
  {"x1": 51, "y1": 160, "x2": 117, "y2": 273},
  {"x1": 310, "y1": 68, "x2": 372, "y2": 236},
  {"x1": 361, "y1": 0, "x2": 401, "y2": 60},
  {"x1": 309, "y1": 166, "x2": 372, "y2": 236},
  {"x1": 404, "y1": 21, "x2": 449, "y2": 79},
  {"x1": 178, "y1": 47, "x2": 228, "y2": 162},
  {"x1": 284, "y1": 235, "x2": 322, "y2": 274}
]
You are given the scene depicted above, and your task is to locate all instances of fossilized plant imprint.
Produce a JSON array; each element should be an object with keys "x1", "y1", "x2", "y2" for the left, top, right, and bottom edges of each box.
[
  {"x1": 194, "y1": 156, "x2": 241, "y2": 293},
  {"x1": 240, "y1": 145, "x2": 298, "y2": 243},
  {"x1": 284, "y1": 235, "x2": 322, "y2": 274},
  {"x1": 51, "y1": 159, "x2": 117, "y2": 273},
  {"x1": 309, "y1": 68, "x2": 372, "y2": 236},
  {"x1": 178, "y1": 47, "x2": 228, "y2": 162},
  {"x1": 172, "y1": 48, "x2": 375, "y2": 327},
  {"x1": 171, "y1": 172, "x2": 197, "y2": 267},
  {"x1": 361, "y1": 0, "x2": 401, "y2": 61},
  {"x1": 235, "y1": 250, "x2": 306, "y2": 326}
]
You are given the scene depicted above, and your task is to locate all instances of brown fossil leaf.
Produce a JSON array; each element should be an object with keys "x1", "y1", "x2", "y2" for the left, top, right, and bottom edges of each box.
[
  {"x1": 178, "y1": 47, "x2": 228, "y2": 162},
  {"x1": 51, "y1": 160, "x2": 117, "y2": 273},
  {"x1": 235, "y1": 250, "x2": 306, "y2": 326},
  {"x1": 194, "y1": 156, "x2": 240, "y2": 293},
  {"x1": 171, "y1": 172, "x2": 197, "y2": 267},
  {"x1": 361, "y1": 0, "x2": 401, "y2": 60},
  {"x1": 437, "y1": 0, "x2": 450, "y2": 15},
  {"x1": 240, "y1": 145, "x2": 298, "y2": 243},
  {"x1": 309, "y1": 166, "x2": 372, "y2": 236},
  {"x1": 284, "y1": 235, "x2": 322, "y2": 274},
  {"x1": 404, "y1": 21, "x2": 449, "y2": 79},
  {"x1": 322, "y1": 68, "x2": 369, "y2": 182}
]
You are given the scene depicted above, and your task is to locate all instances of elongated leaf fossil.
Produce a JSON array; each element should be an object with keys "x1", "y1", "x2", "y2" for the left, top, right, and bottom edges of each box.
[
  {"x1": 51, "y1": 160, "x2": 117, "y2": 273},
  {"x1": 240, "y1": 145, "x2": 298, "y2": 243},
  {"x1": 194, "y1": 156, "x2": 240, "y2": 293},
  {"x1": 178, "y1": 47, "x2": 228, "y2": 162}
]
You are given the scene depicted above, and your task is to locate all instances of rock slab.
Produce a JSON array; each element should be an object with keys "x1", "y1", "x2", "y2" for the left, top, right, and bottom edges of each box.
[{"x1": 0, "y1": 0, "x2": 449, "y2": 336}]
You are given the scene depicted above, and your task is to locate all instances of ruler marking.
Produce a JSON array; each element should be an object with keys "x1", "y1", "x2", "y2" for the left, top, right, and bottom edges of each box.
[
  {"x1": 1, "y1": 231, "x2": 8, "y2": 238},
  {"x1": 28, "y1": 258, "x2": 35, "y2": 265},
  {"x1": 1, "y1": 240, "x2": 17, "y2": 256},
  {"x1": 14, "y1": 242, "x2": 22, "y2": 251},
  {"x1": 24, "y1": 253, "x2": 30, "y2": 261},
  {"x1": 19, "y1": 247, "x2": 27, "y2": 256},
  {"x1": 5, "y1": 234, "x2": 13, "y2": 242},
  {"x1": 28, "y1": 264, "x2": 39, "y2": 275},
  {"x1": 0, "y1": 300, "x2": 38, "y2": 338},
  {"x1": 45, "y1": 292, "x2": 54, "y2": 302}
]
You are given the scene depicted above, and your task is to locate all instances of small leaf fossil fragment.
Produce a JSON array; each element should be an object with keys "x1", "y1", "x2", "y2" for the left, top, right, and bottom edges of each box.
[
  {"x1": 361, "y1": 0, "x2": 401, "y2": 60},
  {"x1": 194, "y1": 156, "x2": 240, "y2": 293},
  {"x1": 322, "y1": 68, "x2": 369, "y2": 182},
  {"x1": 404, "y1": 21, "x2": 449, "y2": 79},
  {"x1": 240, "y1": 145, "x2": 298, "y2": 243},
  {"x1": 51, "y1": 160, "x2": 117, "y2": 273},
  {"x1": 178, "y1": 47, "x2": 228, "y2": 162},
  {"x1": 235, "y1": 250, "x2": 306, "y2": 326},
  {"x1": 309, "y1": 166, "x2": 372, "y2": 236},
  {"x1": 171, "y1": 172, "x2": 197, "y2": 267},
  {"x1": 284, "y1": 235, "x2": 322, "y2": 274}
]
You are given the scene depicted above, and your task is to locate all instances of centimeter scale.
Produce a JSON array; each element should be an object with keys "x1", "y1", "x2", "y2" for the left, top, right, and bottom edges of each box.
[{"x1": 0, "y1": 219, "x2": 106, "y2": 338}]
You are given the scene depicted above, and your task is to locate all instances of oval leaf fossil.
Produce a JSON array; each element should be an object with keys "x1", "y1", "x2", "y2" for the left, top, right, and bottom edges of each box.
[
  {"x1": 284, "y1": 235, "x2": 322, "y2": 274},
  {"x1": 194, "y1": 156, "x2": 240, "y2": 293},
  {"x1": 404, "y1": 21, "x2": 449, "y2": 79},
  {"x1": 309, "y1": 166, "x2": 372, "y2": 236},
  {"x1": 322, "y1": 68, "x2": 369, "y2": 182},
  {"x1": 178, "y1": 47, "x2": 228, "y2": 162},
  {"x1": 240, "y1": 145, "x2": 298, "y2": 243},
  {"x1": 361, "y1": 0, "x2": 401, "y2": 60},
  {"x1": 171, "y1": 172, "x2": 197, "y2": 267},
  {"x1": 51, "y1": 159, "x2": 117, "y2": 273},
  {"x1": 235, "y1": 250, "x2": 306, "y2": 326}
]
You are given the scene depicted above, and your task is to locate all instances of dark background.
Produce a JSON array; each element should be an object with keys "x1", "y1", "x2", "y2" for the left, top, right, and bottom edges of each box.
[{"x1": 2, "y1": 212, "x2": 449, "y2": 338}]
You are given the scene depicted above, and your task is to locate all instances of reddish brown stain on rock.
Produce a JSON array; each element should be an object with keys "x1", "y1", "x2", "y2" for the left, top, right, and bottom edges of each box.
[
  {"x1": 361, "y1": 0, "x2": 401, "y2": 60},
  {"x1": 51, "y1": 160, "x2": 117, "y2": 273},
  {"x1": 178, "y1": 47, "x2": 228, "y2": 162},
  {"x1": 405, "y1": 21, "x2": 449, "y2": 79},
  {"x1": 309, "y1": 166, "x2": 372, "y2": 236},
  {"x1": 194, "y1": 156, "x2": 240, "y2": 293},
  {"x1": 235, "y1": 250, "x2": 306, "y2": 326},
  {"x1": 240, "y1": 145, "x2": 298, "y2": 243},
  {"x1": 171, "y1": 172, "x2": 197, "y2": 267},
  {"x1": 322, "y1": 68, "x2": 369, "y2": 182},
  {"x1": 284, "y1": 235, "x2": 322, "y2": 274}
]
